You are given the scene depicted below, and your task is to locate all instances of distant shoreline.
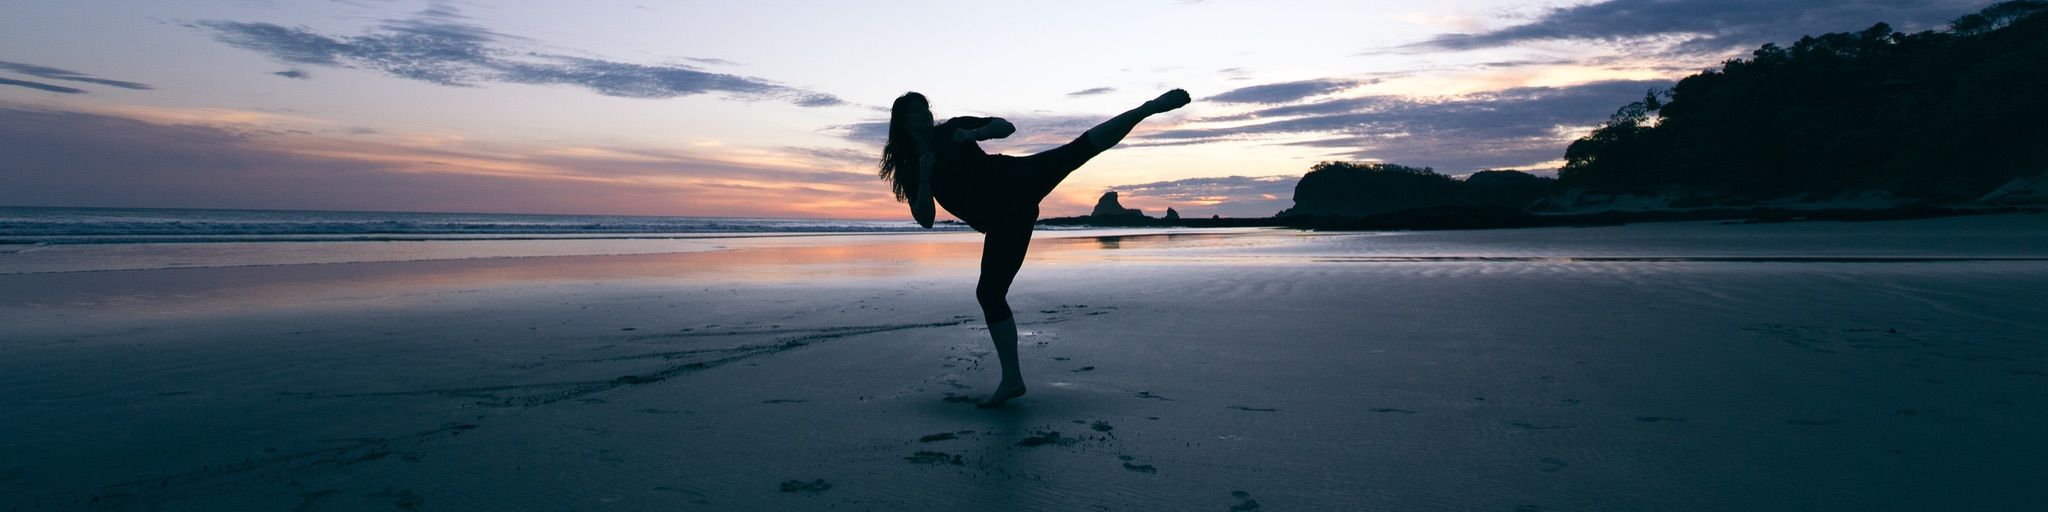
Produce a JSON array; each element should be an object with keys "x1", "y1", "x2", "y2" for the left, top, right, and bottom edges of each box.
[{"x1": 1038, "y1": 205, "x2": 2046, "y2": 231}]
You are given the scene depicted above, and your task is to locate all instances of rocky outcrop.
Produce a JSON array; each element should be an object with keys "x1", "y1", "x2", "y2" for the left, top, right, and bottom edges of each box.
[
  {"x1": 1164, "y1": 207, "x2": 1180, "y2": 220},
  {"x1": 1277, "y1": 162, "x2": 1559, "y2": 218},
  {"x1": 1091, "y1": 191, "x2": 1145, "y2": 217}
]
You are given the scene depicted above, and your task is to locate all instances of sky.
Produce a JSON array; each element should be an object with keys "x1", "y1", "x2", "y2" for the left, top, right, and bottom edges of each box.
[{"x1": 0, "y1": 0, "x2": 1990, "y2": 219}]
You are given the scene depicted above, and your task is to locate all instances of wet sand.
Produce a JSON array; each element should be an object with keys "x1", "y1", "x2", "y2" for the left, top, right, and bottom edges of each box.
[{"x1": 1, "y1": 216, "x2": 2045, "y2": 510}]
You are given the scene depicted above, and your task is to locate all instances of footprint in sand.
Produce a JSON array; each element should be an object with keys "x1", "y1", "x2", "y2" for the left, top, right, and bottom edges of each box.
[
  {"x1": 1229, "y1": 406, "x2": 1278, "y2": 412},
  {"x1": 1785, "y1": 418, "x2": 1841, "y2": 426},
  {"x1": 1122, "y1": 462, "x2": 1157, "y2": 473},
  {"x1": 1134, "y1": 391, "x2": 1172, "y2": 401},
  {"x1": 650, "y1": 487, "x2": 711, "y2": 505},
  {"x1": 1229, "y1": 490, "x2": 1261, "y2": 511},
  {"x1": 1090, "y1": 421, "x2": 1114, "y2": 432},
  {"x1": 904, "y1": 451, "x2": 964, "y2": 466},
  {"x1": 1014, "y1": 431, "x2": 1068, "y2": 448},
  {"x1": 1370, "y1": 408, "x2": 1417, "y2": 414},
  {"x1": 918, "y1": 430, "x2": 976, "y2": 442},
  {"x1": 778, "y1": 479, "x2": 831, "y2": 493},
  {"x1": 366, "y1": 488, "x2": 425, "y2": 510},
  {"x1": 1635, "y1": 416, "x2": 1687, "y2": 422},
  {"x1": 1071, "y1": 366, "x2": 1096, "y2": 372}
]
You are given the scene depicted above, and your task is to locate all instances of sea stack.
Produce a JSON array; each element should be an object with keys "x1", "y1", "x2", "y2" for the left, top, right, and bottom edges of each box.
[
  {"x1": 1090, "y1": 191, "x2": 1145, "y2": 218},
  {"x1": 1164, "y1": 207, "x2": 1180, "y2": 220}
]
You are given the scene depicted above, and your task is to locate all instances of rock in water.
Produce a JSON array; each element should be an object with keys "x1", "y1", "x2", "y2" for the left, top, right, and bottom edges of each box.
[{"x1": 1091, "y1": 191, "x2": 1146, "y2": 217}]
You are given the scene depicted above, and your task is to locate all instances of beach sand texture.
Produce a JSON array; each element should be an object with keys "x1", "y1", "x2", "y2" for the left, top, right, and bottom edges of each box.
[{"x1": 2, "y1": 215, "x2": 2045, "y2": 510}]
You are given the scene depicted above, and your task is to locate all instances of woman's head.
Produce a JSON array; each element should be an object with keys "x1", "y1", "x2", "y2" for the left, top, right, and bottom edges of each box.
[{"x1": 879, "y1": 91, "x2": 932, "y2": 202}]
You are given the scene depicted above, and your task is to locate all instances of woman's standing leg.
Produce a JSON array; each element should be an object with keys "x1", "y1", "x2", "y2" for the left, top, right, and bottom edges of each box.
[{"x1": 974, "y1": 225, "x2": 1033, "y2": 408}]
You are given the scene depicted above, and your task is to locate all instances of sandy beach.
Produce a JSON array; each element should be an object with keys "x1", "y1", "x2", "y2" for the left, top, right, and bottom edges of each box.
[{"x1": 3, "y1": 215, "x2": 2045, "y2": 510}]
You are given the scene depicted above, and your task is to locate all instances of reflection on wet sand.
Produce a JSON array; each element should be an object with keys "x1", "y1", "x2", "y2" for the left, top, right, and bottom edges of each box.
[{"x1": 0, "y1": 229, "x2": 1276, "y2": 311}]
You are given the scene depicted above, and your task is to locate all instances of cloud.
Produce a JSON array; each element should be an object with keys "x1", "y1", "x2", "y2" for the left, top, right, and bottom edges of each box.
[
  {"x1": 1067, "y1": 87, "x2": 1116, "y2": 97},
  {"x1": 0, "y1": 104, "x2": 903, "y2": 218},
  {"x1": 1106, "y1": 175, "x2": 1301, "y2": 218},
  {"x1": 1209, "y1": 78, "x2": 1372, "y2": 104},
  {"x1": 273, "y1": 69, "x2": 311, "y2": 79},
  {"x1": 1147, "y1": 79, "x2": 1671, "y2": 171},
  {"x1": 684, "y1": 57, "x2": 741, "y2": 66},
  {"x1": 1407, "y1": 0, "x2": 1983, "y2": 56},
  {"x1": 197, "y1": 8, "x2": 843, "y2": 107},
  {"x1": 0, "y1": 77, "x2": 85, "y2": 94},
  {"x1": 783, "y1": 146, "x2": 878, "y2": 170},
  {"x1": 0, "y1": 60, "x2": 153, "y2": 90}
]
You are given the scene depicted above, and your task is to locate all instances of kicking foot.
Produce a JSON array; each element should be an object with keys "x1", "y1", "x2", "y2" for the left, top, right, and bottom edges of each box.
[
  {"x1": 976, "y1": 382, "x2": 1028, "y2": 409},
  {"x1": 1142, "y1": 89, "x2": 1191, "y2": 114}
]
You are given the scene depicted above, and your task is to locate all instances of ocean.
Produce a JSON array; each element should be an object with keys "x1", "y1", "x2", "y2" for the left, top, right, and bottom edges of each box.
[
  {"x1": 0, "y1": 206, "x2": 977, "y2": 274},
  {"x1": 0, "y1": 206, "x2": 965, "y2": 244}
]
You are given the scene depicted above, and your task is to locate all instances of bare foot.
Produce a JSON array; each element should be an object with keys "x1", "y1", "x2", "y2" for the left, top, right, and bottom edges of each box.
[
  {"x1": 976, "y1": 382, "x2": 1027, "y2": 409},
  {"x1": 1142, "y1": 89, "x2": 1191, "y2": 114}
]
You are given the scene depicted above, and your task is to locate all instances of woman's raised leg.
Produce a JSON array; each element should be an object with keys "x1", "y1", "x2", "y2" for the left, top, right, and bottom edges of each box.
[
  {"x1": 974, "y1": 226, "x2": 1032, "y2": 408},
  {"x1": 1084, "y1": 89, "x2": 1191, "y2": 149},
  {"x1": 1024, "y1": 89, "x2": 1195, "y2": 199}
]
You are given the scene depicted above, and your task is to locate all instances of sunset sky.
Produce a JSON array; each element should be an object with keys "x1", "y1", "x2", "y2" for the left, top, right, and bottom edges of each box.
[{"x1": 0, "y1": 0, "x2": 1987, "y2": 219}]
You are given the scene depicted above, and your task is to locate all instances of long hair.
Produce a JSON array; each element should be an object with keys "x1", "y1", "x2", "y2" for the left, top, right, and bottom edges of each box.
[{"x1": 879, "y1": 92, "x2": 929, "y2": 202}]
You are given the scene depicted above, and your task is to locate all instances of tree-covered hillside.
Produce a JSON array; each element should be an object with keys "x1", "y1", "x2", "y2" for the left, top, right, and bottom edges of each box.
[{"x1": 1560, "y1": 1, "x2": 2048, "y2": 202}]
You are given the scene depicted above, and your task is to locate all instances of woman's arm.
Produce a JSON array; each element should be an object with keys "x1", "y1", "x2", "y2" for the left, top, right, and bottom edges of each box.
[
  {"x1": 961, "y1": 117, "x2": 1015, "y2": 141},
  {"x1": 911, "y1": 152, "x2": 936, "y2": 228}
]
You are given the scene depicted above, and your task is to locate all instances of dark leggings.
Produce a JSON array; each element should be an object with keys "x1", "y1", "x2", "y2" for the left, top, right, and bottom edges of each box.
[
  {"x1": 973, "y1": 135, "x2": 1103, "y2": 324},
  {"x1": 976, "y1": 226, "x2": 1032, "y2": 323}
]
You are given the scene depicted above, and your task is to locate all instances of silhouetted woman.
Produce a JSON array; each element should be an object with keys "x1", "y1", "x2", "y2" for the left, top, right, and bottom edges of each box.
[{"x1": 879, "y1": 89, "x2": 1190, "y2": 407}]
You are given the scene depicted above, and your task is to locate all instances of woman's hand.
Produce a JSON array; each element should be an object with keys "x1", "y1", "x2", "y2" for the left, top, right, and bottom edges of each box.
[{"x1": 976, "y1": 118, "x2": 1016, "y2": 140}]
